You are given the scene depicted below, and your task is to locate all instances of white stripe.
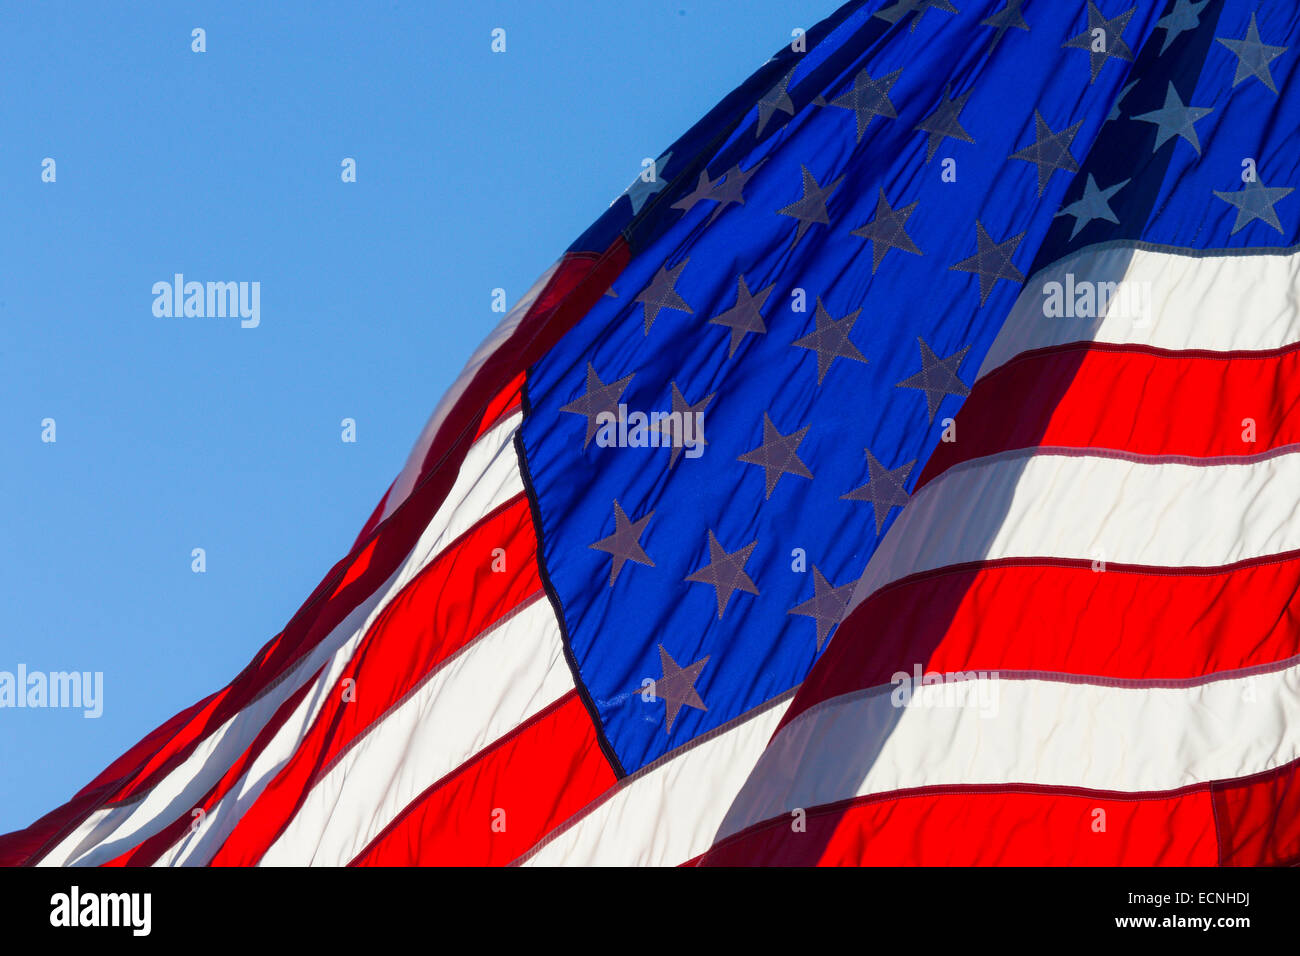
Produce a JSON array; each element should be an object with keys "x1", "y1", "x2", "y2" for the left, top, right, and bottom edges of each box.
[
  {"x1": 259, "y1": 599, "x2": 572, "y2": 866},
  {"x1": 977, "y1": 244, "x2": 1300, "y2": 382},
  {"x1": 169, "y1": 412, "x2": 529, "y2": 867},
  {"x1": 381, "y1": 262, "x2": 557, "y2": 520},
  {"x1": 849, "y1": 449, "x2": 1300, "y2": 614},
  {"x1": 715, "y1": 662, "x2": 1300, "y2": 842},
  {"x1": 700, "y1": 246, "x2": 1300, "y2": 855},
  {"x1": 43, "y1": 413, "x2": 525, "y2": 867},
  {"x1": 520, "y1": 701, "x2": 788, "y2": 867}
]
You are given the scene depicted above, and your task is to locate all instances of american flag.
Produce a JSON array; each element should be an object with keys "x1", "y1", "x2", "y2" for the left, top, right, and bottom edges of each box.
[{"x1": 4, "y1": 0, "x2": 1299, "y2": 866}]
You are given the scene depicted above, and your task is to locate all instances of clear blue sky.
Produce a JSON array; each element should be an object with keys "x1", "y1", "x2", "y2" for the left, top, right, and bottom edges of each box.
[{"x1": 0, "y1": 0, "x2": 837, "y2": 832}]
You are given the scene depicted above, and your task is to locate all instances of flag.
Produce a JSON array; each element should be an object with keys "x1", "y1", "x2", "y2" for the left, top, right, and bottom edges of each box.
[{"x1": 4, "y1": 0, "x2": 1299, "y2": 866}]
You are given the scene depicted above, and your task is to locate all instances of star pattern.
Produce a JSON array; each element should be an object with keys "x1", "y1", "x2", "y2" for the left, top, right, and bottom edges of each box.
[
  {"x1": 710, "y1": 275, "x2": 774, "y2": 357},
  {"x1": 788, "y1": 567, "x2": 856, "y2": 651},
  {"x1": 1216, "y1": 13, "x2": 1288, "y2": 95},
  {"x1": 1131, "y1": 82, "x2": 1213, "y2": 154},
  {"x1": 1055, "y1": 173, "x2": 1129, "y2": 239},
  {"x1": 685, "y1": 530, "x2": 760, "y2": 619},
  {"x1": 1105, "y1": 79, "x2": 1139, "y2": 124},
  {"x1": 1008, "y1": 110, "x2": 1083, "y2": 195},
  {"x1": 1155, "y1": 0, "x2": 1207, "y2": 55},
  {"x1": 671, "y1": 168, "x2": 722, "y2": 216},
  {"x1": 589, "y1": 500, "x2": 654, "y2": 585},
  {"x1": 529, "y1": 1, "x2": 1300, "y2": 776},
  {"x1": 737, "y1": 413, "x2": 814, "y2": 499},
  {"x1": 873, "y1": 0, "x2": 959, "y2": 33},
  {"x1": 980, "y1": 0, "x2": 1030, "y2": 54},
  {"x1": 792, "y1": 299, "x2": 868, "y2": 384},
  {"x1": 896, "y1": 337, "x2": 970, "y2": 421},
  {"x1": 777, "y1": 165, "x2": 844, "y2": 248},
  {"x1": 851, "y1": 189, "x2": 922, "y2": 272},
  {"x1": 646, "y1": 645, "x2": 709, "y2": 734},
  {"x1": 671, "y1": 161, "x2": 762, "y2": 225},
  {"x1": 1062, "y1": 2, "x2": 1136, "y2": 83},
  {"x1": 559, "y1": 362, "x2": 634, "y2": 449},
  {"x1": 842, "y1": 451, "x2": 915, "y2": 534},
  {"x1": 756, "y1": 65, "x2": 798, "y2": 136},
  {"x1": 634, "y1": 260, "x2": 693, "y2": 334},
  {"x1": 950, "y1": 221, "x2": 1026, "y2": 305},
  {"x1": 652, "y1": 382, "x2": 716, "y2": 467},
  {"x1": 822, "y1": 68, "x2": 903, "y2": 141},
  {"x1": 622, "y1": 151, "x2": 672, "y2": 214},
  {"x1": 1213, "y1": 177, "x2": 1295, "y2": 235},
  {"x1": 914, "y1": 84, "x2": 976, "y2": 161},
  {"x1": 977, "y1": 0, "x2": 1029, "y2": 53}
]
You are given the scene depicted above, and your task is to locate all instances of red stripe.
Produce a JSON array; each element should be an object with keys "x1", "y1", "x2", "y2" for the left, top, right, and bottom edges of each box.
[
  {"x1": 1212, "y1": 758, "x2": 1300, "y2": 866},
  {"x1": 0, "y1": 783, "x2": 120, "y2": 867},
  {"x1": 728, "y1": 343, "x2": 1300, "y2": 865},
  {"x1": 414, "y1": 248, "x2": 627, "y2": 481},
  {"x1": 330, "y1": 535, "x2": 380, "y2": 600},
  {"x1": 695, "y1": 787, "x2": 1220, "y2": 865},
  {"x1": 781, "y1": 553, "x2": 1300, "y2": 733},
  {"x1": 349, "y1": 693, "x2": 616, "y2": 866},
  {"x1": 919, "y1": 343, "x2": 1300, "y2": 488},
  {"x1": 111, "y1": 492, "x2": 537, "y2": 867},
  {"x1": 101, "y1": 665, "x2": 326, "y2": 867},
  {"x1": 106, "y1": 448, "x2": 475, "y2": 807},
  {"x1": 210, "y1": 495, "x2": 541, "y2": 866},
  {"x1": 473, "y1": 372, "x2": 525, "y2": 441},
  {"x1": 351, "y1": 484, "x2": 392, "y2": 550},
  {"x1": 0, "y1": 240, "x2": 628, "y2": 865},
  {"x1": 0, "y1": 688, "x2": 219, "y2": 865}
]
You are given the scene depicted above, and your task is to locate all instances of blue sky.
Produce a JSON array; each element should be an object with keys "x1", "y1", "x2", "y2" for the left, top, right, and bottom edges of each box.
[{"x1": 0, "y1": 0, "x2": 835, "y2": 832}]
